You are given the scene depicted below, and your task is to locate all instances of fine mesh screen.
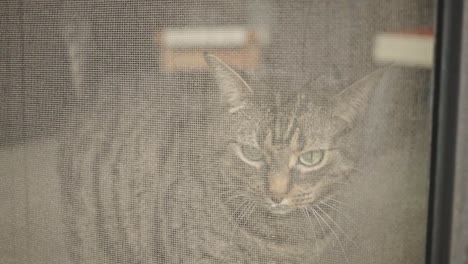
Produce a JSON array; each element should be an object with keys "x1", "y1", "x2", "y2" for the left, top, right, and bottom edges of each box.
[{"x1": 0, "y1": 1, "x2": 434, "y2": 263}]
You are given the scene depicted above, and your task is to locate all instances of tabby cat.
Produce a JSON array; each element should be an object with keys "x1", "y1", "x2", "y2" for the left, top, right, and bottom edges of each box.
[{"x1": 59, "y1": 53, "x2": 384, "y2": 263}]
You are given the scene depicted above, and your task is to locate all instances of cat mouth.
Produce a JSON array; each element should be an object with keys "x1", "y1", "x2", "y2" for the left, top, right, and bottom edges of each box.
[
  {"x1": 263, "y1": 197, "x2": 297, "y2": 215},
  {"x1": 267, "y1": 201, "x2": 295, "y2": 215}
]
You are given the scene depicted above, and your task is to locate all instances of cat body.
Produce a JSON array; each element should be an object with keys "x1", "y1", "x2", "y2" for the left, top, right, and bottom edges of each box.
[{"x1": 60, "y1": 55, "x2": 384, "y2": 263}]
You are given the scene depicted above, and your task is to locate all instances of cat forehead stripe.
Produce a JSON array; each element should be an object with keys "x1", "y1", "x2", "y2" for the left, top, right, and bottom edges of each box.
[
  {"x1": 271, "y1": 95, "x2": 303, "y2": 145},
  {"x1": 274, "y1": 113, "x2": 298, "y2": 144},
  {"x1": 284, "y1": 94, "x2": 302, "y2": 141}
]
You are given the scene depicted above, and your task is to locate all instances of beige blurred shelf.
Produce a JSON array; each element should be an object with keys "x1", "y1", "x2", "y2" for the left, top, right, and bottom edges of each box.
[
  {"x1": 156, "y1": 27, "x2": 263, "y2": 72},
  {"x1": 373, "y1": 32, "x2": 434, "y2": 68}
]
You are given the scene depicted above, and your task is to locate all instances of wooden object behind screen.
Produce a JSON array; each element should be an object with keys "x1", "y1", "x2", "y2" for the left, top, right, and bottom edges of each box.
[{"x1": 156, "y1": 27, "x2": 261, "y2": 72}]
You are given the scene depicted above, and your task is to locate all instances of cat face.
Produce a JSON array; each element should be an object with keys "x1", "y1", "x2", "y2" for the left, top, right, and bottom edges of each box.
[{"x1": 205, "y1": 54, "x2": 382, "y2": 216}]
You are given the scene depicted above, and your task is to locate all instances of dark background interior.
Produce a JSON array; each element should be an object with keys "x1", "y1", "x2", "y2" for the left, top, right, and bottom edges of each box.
[{"x1": 0, "y1": 0, "x2": 433, "y2": 145}]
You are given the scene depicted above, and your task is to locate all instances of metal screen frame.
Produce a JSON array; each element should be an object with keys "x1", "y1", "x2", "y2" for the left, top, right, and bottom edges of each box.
[{"x1": 426, "y1": 0, "x2": 466, "y2": 263}]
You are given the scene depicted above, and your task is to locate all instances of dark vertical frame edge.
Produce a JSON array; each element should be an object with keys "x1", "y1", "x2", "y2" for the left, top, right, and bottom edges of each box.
[{"x1": 426, "y1": 0, "x2": 464, "y2": 263}]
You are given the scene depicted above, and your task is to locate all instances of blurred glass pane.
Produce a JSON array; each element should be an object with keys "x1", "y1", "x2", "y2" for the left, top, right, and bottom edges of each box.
[{"x1": 0, "y1": 1, "x2": 434, "y2": 263}]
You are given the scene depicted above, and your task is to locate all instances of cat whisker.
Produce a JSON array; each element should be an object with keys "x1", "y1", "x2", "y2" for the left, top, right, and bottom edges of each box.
[
  {"x1": 349, "y1": 166, "x2": 364, "y2": 174},
  {"x1": 221, "y1": 188, "x2": 250, "y2": 197},
  {"x1": 237, "y1": 201, "x2": 254, "y2": 225},
  {"x1": 320, "y1": 201, "x2": 358, "y2": 227},
  {"x1": 223, "y1": 193, "x2": 246, "y2": 204},
  {"x1": 226, "y1": 200, "x2": 255, "y2": 249},
  {"x1": 219, "y1": 185, "x2": 247, "y2": 194},
  {"x1": 323, "y1": 198, "x2": 363, "y2": 218},
  {"x1": 315, "y1": 205, "x2": 358, "y2": 247},
  {"x1": 308, "y1": 206, "x2": 350, "y2": 264},
  {"x1": 325, "y1": 198, "x2": 353, "y2": 210},
  {"x1": 226, "y1": 200, "x2": 249, "y2": 243},
  {"x1": 231, "y1": 200, "x2": 250, "y2": 223},
  {"x1": 244, "y1": 203, "x2": 256, "y2": 223},
  {"x1": 306, "y1": 206, "x2": 327, "y2": 240},
  {"x1": 301, "y1": 206, "x2": 319, "y2": 247},
  {"x1": 221, "y1": 200, "x2": 253, "y2": 264}
]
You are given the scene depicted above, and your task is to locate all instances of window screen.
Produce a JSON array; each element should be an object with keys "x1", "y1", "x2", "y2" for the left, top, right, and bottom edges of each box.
[{"x1": 0, "y1": 1, "x2": 434, "y2": 263}]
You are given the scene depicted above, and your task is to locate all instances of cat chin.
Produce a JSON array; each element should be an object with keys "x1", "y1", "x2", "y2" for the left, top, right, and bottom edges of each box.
[{"x1": 268, "y1": 206, "x2": 295, "y2": 215}]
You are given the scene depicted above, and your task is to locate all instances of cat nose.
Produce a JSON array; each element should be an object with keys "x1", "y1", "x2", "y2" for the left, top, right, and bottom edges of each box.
[{"x1": 270, "y1": 196, "x2": 283, "y2": 204}]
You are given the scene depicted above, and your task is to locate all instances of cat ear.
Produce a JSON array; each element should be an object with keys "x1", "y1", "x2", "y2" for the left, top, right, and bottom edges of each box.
[
  {"x1": 204, "y1": 53, "x2": 253, "y2": 113},
  {"x1": 332, "y1": 68, "x2": 386, "y2": 129}
]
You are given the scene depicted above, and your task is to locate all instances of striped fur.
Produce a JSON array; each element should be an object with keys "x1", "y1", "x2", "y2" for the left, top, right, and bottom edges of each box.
[{"x1": 59, "y1": 57, "x2": 384, "y2": 263}]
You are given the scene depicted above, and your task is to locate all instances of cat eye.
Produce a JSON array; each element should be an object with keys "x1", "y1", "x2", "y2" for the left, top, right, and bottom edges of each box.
[
  {"x1": 241, "y1": 145, "x2": 264, "y2": 161},
  {"x1": 298, "y1": 150, "x2": 324, "y2": 167}
]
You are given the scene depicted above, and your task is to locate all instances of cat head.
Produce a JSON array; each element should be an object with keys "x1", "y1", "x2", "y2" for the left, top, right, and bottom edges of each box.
[{"x1": 205, "y1": 54, "x2": 383, "y2": 215}]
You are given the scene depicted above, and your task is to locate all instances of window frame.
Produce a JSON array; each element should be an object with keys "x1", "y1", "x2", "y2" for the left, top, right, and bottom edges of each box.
[{"x1": 426, "y1": 0, "x2": 466, "y2": 263}]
